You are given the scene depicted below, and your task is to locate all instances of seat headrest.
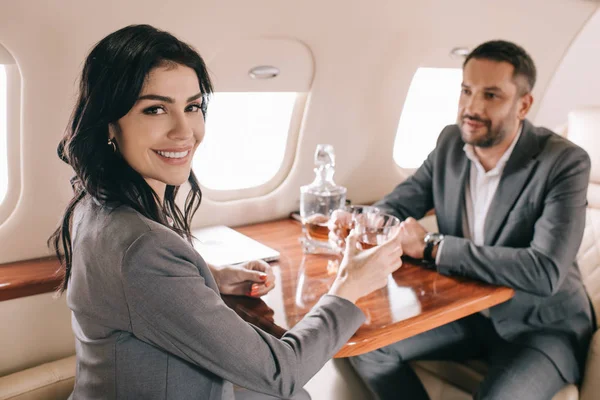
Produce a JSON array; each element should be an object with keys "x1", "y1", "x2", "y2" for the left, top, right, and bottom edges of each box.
[{"x1": 568, "y1": 108, "x2": 600, "y2": 209}]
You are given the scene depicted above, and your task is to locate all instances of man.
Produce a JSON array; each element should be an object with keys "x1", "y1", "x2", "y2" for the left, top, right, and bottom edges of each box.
[{"x1": 345, "y1": 40, "x2": 594, "y2": 399}]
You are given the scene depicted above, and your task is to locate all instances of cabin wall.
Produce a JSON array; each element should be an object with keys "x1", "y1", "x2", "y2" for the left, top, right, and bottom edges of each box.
[
  {"x1": 536, "y1": 7, "x2": 600, "y2": 130},
  {"x1": 0, "y1": 0, "x2": 597, "y2": 265}
]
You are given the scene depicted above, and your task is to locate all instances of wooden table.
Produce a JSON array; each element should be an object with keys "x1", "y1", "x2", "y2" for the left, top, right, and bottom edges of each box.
[{"x1": 222, "y1": 218, "x2": 515, "y2": 358}]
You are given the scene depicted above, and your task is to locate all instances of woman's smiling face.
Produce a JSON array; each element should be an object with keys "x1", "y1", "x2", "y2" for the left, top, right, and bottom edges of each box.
[{"x1": 110, "y1": 63, "x2": 205, "y2": 198}]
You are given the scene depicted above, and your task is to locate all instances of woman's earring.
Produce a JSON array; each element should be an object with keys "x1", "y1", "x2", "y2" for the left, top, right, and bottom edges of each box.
[{"x1": 107, "y1": 138, "x2": 117, "y2": 153}]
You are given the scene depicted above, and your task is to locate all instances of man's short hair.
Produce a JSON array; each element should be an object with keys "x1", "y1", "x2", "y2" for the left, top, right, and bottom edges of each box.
[{"x1": 464, "y1": 40, "x2": 537, "y2": 95}]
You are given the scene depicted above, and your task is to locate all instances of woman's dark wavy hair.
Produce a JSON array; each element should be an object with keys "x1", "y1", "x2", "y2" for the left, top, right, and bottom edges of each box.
[{"x1": 49, "y1": 24, "x2": 212, "y2": 293}]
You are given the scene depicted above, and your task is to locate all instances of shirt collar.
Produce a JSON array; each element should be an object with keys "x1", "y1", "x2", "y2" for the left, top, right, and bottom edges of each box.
[{"x1": 463, "y1": 123, "x2": 523, "y2": 175}]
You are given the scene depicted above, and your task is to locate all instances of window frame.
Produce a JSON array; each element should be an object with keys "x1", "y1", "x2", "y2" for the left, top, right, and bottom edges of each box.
[
  {"x1": 0, "y1": 56, "x2": 22, "y2": 226},
  {"x1": 197, "y1": 91, "x2": 308, "y2": 202},
  {"x1": 392, "y1": 67, "x2": 462, "y2": 172},
  {"x1": 194, "y1": 37, "x2": 313, "y2": 202}
]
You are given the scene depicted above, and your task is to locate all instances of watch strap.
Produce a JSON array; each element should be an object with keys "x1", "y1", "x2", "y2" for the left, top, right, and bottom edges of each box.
[
  {"x1": 423, "y1": 240, "x2": 436, "y2": 263},
  {"x1": 423, "y1": 233, "x2": 443, "y2": 263}
]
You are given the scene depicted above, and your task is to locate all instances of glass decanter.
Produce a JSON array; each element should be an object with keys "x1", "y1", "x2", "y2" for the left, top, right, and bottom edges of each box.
[{"x1": 299, "y1": 144, "x2": 347, "y2": 254}]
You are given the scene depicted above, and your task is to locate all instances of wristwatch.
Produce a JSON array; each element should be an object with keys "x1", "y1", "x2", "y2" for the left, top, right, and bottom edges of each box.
[{"x1": 423, "y1": 232, "x2": 444, "y2": 263}]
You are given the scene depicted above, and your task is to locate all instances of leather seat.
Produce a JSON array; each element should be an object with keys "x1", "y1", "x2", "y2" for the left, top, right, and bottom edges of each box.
[{"x1": 0, "y1": 356, "x2": 74, "y2": 400}]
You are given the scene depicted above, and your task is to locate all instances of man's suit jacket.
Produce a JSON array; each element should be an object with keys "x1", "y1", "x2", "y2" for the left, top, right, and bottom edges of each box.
[
  {"x1": 67, "y1": 196, "x2": 365, "y2": 399},
  {"x1": 376, "y1": 119, "x2": 594, "y2": 383}
]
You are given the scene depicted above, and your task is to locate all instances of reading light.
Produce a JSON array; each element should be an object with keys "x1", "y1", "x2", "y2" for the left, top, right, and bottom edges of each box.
[{"x1": 248, "y1": 65, "x2": 280, "y2": 79}]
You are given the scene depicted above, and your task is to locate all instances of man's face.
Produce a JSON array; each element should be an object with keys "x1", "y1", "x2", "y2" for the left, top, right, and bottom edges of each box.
[{"x1": 457, "y1": 58, "x2": 531, "y2": 148}]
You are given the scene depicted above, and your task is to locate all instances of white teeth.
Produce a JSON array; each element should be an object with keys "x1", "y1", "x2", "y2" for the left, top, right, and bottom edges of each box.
[{"x1": 156, "y1": 150, "x2": 189, "y2": 159}]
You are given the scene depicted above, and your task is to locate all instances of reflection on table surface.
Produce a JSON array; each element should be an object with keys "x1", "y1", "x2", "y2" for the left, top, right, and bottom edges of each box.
[{"x1": 222, "y1": 219, "x2": 514, "y2": 358}]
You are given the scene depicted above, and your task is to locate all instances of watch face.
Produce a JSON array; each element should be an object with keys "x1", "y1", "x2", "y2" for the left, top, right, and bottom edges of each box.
[{"x1": 425, "y1": 232, "x2": 444, "y2": 244}]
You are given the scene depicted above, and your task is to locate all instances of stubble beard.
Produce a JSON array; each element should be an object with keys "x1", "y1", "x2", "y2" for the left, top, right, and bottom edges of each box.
[{"x1": 461, "y1": 123, "x2": 507, "y2": 148}]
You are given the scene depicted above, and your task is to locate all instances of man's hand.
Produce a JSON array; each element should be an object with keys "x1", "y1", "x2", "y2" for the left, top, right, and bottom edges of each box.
[
  {"x1": 398, "y1": 217, "x2": 427, "y2": 259},
  {"x1": 210, "y1": 260, "x2": 276, "y2": 297}
]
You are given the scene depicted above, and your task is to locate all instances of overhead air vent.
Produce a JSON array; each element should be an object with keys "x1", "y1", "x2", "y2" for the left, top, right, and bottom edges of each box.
[
  {"x1": 449, "y1": 47, "x2": 470, "y2": 59},
  {"x1": 249, "y1": 65, "x2": 280, "y2": 80}
]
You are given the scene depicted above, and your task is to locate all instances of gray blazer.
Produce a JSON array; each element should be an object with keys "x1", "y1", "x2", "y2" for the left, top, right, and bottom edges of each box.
[
  {"x1": 376, "y1": 119, "x2": 594, "y2": 383},
  {"x1": 67, "y1": 197, "x2": 365, "y2": 399}
]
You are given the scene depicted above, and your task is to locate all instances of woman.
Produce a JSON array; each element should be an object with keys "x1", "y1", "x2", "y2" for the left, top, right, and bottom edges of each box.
[{"x1": 50, "y1": 24, "x2": 403, "y2": 399}]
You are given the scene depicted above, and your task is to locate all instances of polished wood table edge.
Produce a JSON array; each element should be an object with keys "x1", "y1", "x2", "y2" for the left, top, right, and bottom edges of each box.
[
  {"x1": 0, "y1": 257, "x2": 62, "y2": 302},
  {"x1": 335, "y1": 287, "x2": 514, "y2": 358}
]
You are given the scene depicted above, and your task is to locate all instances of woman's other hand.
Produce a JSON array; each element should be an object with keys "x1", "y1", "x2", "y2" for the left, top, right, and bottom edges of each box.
[
  {"x1": 212, "y1": 260, "x2": 276, "y2": 297},
  {"x1": 328, "y1": 228, "x2": 403, "y2": 303}
]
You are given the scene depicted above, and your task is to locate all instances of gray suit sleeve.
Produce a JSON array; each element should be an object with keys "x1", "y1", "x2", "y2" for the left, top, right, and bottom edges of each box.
[
  {"x1": 374, "y1": 148, "x2": 435, "y2": 220},
  {"x1": 120, "y1": 230, "x2": 365, "y2": 398},
  {"x1": 438, "y1": 147, "x2": 591, "y2": 297}
]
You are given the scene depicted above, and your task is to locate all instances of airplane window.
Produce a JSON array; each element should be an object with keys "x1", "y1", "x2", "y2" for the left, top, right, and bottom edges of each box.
[
  {"x1": 193, "y1": 92, "x2": 296, "y2": 191},
  {"x1": 0, "y1": 65, "x2": 7, "y2": 205},
  {"x1": 393, "y1": 68, "x2": 462, "y2": 169}
]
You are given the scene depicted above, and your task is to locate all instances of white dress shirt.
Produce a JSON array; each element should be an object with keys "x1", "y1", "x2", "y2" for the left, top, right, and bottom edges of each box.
[
  {"x1": 436, "y1": 126, "x2": 522, "y2": 316},
  {"x1": 463, "y1": 126, "x2": 522, "y2": 245}
]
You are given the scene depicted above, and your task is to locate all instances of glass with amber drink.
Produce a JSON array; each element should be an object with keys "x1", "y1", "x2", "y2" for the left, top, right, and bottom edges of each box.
[
  {"x1": 353, "y1": 212, "x2": 400, "y2": 250},
  {"x1": 329, "y1": 205, "x2": 381, "y2": 253}
]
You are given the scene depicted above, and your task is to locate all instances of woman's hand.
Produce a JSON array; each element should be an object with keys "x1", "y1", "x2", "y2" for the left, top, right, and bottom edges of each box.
[
  {"x1": 211, "y1": 260, "x2": 276, "y2": 297},
  {"x1": 328, "y1": 228, "x2": 403, "y2": 303}
]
